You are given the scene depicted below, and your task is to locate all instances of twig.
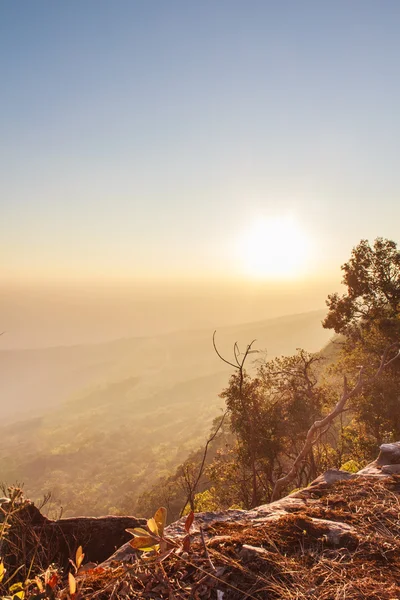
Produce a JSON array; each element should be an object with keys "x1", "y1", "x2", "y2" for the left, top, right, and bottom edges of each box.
[
  {"x1": 199, "y1": 526, "x2": 216, "y2": 572},
  {"x1": 180, "y1": 410, "x2": 228, "y2": 516},
  {"x1": 178, "y1": 554, "x2": 261, "y2": 600}
]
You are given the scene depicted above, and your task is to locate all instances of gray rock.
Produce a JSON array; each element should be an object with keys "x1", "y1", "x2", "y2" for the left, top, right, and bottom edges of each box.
[
  {"x1": 359, "y1": 442, "x2": 400, "y2": 475},
  {"x1": 306, "y1": 517, "x2": 356, "y2": 545},
  {"x1": 308, "y1": 469, "x2": 355, "y2": 487},
  {"x1": 239, "y1": 544, "x2": 269, "y2": 561},
  {"x1": 381, "y1": 464, "x2": 400, "y2": 474},
  {"x1": 376, "y1": 442, "x2": 400, "y2": 466}
]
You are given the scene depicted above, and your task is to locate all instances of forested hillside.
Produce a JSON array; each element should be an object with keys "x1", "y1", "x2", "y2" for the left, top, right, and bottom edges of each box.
[
  {"x1": 136, "y1": 239, "x2": 400, "y2": 521},
  {"x1": 0, "y1": 310, "x2": 330, "y2": 516}
]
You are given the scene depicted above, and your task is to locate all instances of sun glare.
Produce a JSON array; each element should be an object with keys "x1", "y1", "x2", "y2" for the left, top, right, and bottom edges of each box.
[{"x1": 239, "y1": 216, "x2": 310, "y2": 279}]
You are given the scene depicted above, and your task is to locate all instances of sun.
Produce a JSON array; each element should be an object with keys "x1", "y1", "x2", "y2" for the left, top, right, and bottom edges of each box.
[{"x1": 238, "y1": 216, "x2": 310, "y2": 279}]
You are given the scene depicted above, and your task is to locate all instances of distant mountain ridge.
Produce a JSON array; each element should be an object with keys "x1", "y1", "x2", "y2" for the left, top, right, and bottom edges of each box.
[{"x1": 0, "y1": 309, "x2": 329, "y2": 422}]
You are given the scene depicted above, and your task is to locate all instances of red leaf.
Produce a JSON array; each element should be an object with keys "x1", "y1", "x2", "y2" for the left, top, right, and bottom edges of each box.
[
  {"x1": 184, "y1": 511, "x2": 194, "y2": 533},
  {"x1": 47, "y1": 574, "x2": 58, "y2": 589}
]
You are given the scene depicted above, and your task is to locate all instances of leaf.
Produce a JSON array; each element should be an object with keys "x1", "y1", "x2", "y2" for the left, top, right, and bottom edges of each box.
[
  {"x1": 153, "y1": 507, "x2": 167, "y2": 537},
  {"x1": 184, "y1": 511, "x2": 194, "y2": 533},
  {"x1": 129, "y1": 535, "x2": 158, "y2": 550},
  {"x1": 129, "y1": 536, "x2": 159, "y2": 552},
  {"x1": 9, "y1": 584, "x2": 23, "y2": 595},
  {"x1": 68, "y1": 573, "x2": 76, "y2": 595},
  {"x1": 0, "y1": 561, "x2": 5, "y2": 583},
  {"x1": 75, "y1": 546, "x2": 84, "y2": 570},
  {"x1": 34, "y1": 578, "x2": 43, "y2": 592},
  {"x1": 182, "y1": 534, "x2": 191, "y2": 553},
  {"x1": 126, "y1": 527, "x2": 150, "y2": 537},
  {"x1": 44, "y1": 569, "x2": 51, "y2": 585},
  {"x1": 147, "y1": 517, "x2": 158, "y2": 535},
  {"x1": 46, "y1": 574, "x2": 58, "y2": 590}
]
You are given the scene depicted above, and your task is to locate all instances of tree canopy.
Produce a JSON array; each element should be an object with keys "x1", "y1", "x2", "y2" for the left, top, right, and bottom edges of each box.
[{"x1": 323, "y1": 238, "x2": 400, "y2": 337}]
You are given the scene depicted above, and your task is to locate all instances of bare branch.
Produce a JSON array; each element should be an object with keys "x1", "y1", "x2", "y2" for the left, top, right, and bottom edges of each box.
[
  {"x1": 180, "y1": 410, "x2": 228, "y2": 517},
  {"x1": 213, "y1": 331, "x2": 257, "y2": 371},
  {"x1": 213, "y1": 332, "x2": 258, "y2": 506},
  {"x1": 240, "y1": 340, "x2": 257, "y2": 369},
  {"x1": 234, "y1": 342, "x2": 241, "y2": 367},
  {"x1": 212, "y1": 331, "x2": 238, "y2": 370},
  {"x1": 200, "y1": 526, "x2": 216, "y2": 571}
]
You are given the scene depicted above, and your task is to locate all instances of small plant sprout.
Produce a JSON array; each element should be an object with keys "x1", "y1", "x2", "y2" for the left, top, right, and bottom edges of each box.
[
  {"x1": 75, "y1": 547, "x2": 84, "y2": 572},
  {"x1": 127, "y1": 508, "x2": 195, "y2": 558},
  {"x1": 68, "y1": 546, "x2": 84, "y2": 575},
  {"x1": 68, "y1": 572, "x2": 76, "y2": 598},
  {"x1": 65, "y1": 546, "x2": 84, "y2": 600},
  {"x1": 127, "y1": 507, "x2": 168, "y2": 553}
]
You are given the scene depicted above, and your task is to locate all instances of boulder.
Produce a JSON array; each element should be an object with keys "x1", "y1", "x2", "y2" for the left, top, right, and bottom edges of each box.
[
  {"x1": 376, "y1": 442, "x2": 400, "y2": 465},
  {"x1": 3, "y1": 502, "x2": 146, "y2": 573},
  {"x1": 358, "y1": 441, "x2": 400, "y2": 475}
]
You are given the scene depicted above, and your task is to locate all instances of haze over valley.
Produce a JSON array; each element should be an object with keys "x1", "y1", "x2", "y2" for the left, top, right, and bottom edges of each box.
[{"x1": 0, "y1": 297, "x2": 331, "y2": 515}]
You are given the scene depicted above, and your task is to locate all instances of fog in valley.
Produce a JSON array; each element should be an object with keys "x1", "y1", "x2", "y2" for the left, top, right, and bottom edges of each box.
[{"x1": 0, "y1": 279, "x2": 334, "y2": 515}]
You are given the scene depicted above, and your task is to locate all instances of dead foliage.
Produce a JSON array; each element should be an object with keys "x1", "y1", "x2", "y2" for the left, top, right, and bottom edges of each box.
[
  {"x1": 3, "y1": 477, "x2": 400, "y2": 598},
  {"x1": 64, "y1": 476, "x2": 400, "y2": 599}
]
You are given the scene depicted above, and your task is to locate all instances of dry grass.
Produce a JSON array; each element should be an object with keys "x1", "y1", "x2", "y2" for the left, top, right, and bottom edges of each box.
[
  {"x1": 4, "y1": 477, "x2": 400, "y2": 599},
  {"x1": 72, "y1": 476, "x2": 400, "y2": 599}
]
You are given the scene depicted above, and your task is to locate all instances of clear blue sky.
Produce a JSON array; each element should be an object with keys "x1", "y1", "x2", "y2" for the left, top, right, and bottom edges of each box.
[{"x1": 1, "y1": 0, "x2": 400, "y2": 282}]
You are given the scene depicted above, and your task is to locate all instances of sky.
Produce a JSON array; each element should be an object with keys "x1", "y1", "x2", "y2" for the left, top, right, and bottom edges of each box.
[{"x1": 1, "y1": 0, "x2": 400, "y2": 285}]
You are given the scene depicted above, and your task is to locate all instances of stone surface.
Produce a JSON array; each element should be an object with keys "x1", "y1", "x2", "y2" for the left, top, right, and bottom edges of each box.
[
  {"x1": 358, "y1": 441, "x2": 400, "y2": 475},
  {"x1": 376, "y1": 442, "x2": 400, "y2": 466},
  {"x1": 307, "y1": 468, "x2": 355, "y2": 487},
  {"x1": 382, "y1": 464, "x2": 400, "y2": 474},
  {"x1": 305, "y1": 517, "x2": 357, "y2": 545},
  {"x1": 101, "y1": 444, "x2": 400, "y2": 567},
  {"x1": 239, "y1": 544, "x2": 269, "y2": 561}
]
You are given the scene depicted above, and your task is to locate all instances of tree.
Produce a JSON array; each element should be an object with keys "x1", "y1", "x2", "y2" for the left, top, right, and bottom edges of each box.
[
  {"x1": 323, "y1": 238, "x2": 400, "y2": 340},
  {"x1": 219, "y1": 349, "x2": 332, "y2": 507},
  {"x1": 220, "y1": 371, "x2": 272, "y2": 507},
  {"x1": 217, "y1": 237, "x2": 400, "y2": 502},
  {"x1": 213, "y1": 333, "x2": 260, "y2": 507},
  {"x1": 271, "y1": 343, "x2": 400, "y2": 500},
  {"x1": 323, "y1": 238, "x2": 400, "y2": 452}
]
